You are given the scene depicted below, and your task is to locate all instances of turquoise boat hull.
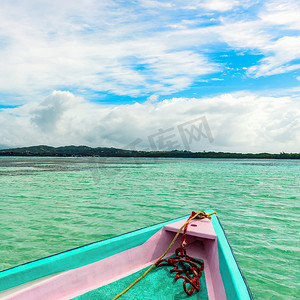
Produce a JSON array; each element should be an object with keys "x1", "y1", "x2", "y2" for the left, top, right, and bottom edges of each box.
[{"x1": 0, "y1": 211, "x2": 252, "y2": 299}]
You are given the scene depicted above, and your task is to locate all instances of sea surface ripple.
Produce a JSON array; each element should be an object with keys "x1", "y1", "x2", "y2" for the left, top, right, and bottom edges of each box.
[{"x1": 0, "y1": 157, "x2": 299, "y2": 299}]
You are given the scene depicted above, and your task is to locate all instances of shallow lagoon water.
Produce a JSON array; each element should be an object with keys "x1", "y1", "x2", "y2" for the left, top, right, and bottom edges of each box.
[{"x1": 0, "y1": 157, "x2": 299, "y2": 299}]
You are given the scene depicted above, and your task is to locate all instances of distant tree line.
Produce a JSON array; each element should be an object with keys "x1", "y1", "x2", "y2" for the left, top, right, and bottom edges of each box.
[{"x1": 0, "y1": 145, "x2": 299, "y2": 159}]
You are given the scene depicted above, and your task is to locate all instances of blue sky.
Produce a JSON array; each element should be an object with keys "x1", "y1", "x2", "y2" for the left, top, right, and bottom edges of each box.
[{"x1": 0, "y1": 0, "x2": 300, "y2": 152}]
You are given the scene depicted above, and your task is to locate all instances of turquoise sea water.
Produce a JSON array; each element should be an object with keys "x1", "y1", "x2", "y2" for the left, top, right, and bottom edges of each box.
[{"x1": 0, "y1": 157, "x2": 299, "y2": 299}]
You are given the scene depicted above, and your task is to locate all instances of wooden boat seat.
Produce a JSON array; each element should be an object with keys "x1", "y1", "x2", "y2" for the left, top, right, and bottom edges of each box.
[{"x1": 163, "y1": 218, "x2": 217, "y2": 240}]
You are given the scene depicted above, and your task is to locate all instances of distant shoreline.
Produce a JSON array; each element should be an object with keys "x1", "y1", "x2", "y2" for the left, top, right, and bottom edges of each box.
[{"x1": 0, "y1": 145, "x2": 299, "y2": 159}]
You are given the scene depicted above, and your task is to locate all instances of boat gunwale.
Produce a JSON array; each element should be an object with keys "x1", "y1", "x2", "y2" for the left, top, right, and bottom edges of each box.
[
  {"x1": 0, "y1": 217, "x2": 184, "y2": 275},
  {"x1": 214, "y1": 215, "x2": 253, "y2": 300},
  {"x1": 0, "y1": 215, "x2": 189, "y2": 292}
]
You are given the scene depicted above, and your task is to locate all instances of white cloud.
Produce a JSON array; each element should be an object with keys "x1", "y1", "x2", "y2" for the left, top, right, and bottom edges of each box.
[
  {"x1": 233, "y1": 0, "x2": 300, "y2": 77},
  {"x1": 147, "y1": 95, "x2": 159, "y2": 103},
  {"x1": 247, "y1": 36, "x2": 300, "y2": 77},
  {"x1": 217, "y1": 20, "x2": 271, "y2": 51},
  {"x1": 1, "y1": 0, "x2": 300, "y2": 105},
  {"x1": 0, "y1": 0, "x2": 220, "y2": 103},
  {"x1": 212, "y1": 0, "x2": 300, "y2": 78},
  {"x1": 260, "y1": 0, "x2": 300, "y2": 30},
  {"x1": 184, "y1": 0, "x2": 242, "y2": 11},
  {"x1": 1, "y1": 91, "x2": 299, "y2": 153}
]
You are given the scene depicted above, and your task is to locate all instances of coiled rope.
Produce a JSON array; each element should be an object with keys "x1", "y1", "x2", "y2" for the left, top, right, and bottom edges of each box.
[{"x1": 113, "y1": 210, "x2": 216, "y2": 299}]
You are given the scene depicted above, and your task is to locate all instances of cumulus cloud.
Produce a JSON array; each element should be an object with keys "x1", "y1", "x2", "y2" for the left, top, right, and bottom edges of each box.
[
  {"x1": 1, "y1": 91, "x2": 299, "y2": 153},
  {"x1": 31, "y1": 92, "x2": 84, "y2": 132}
]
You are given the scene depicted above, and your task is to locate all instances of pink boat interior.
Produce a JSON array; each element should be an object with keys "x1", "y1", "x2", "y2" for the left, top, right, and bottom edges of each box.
[{"x1": 1, "y1": 217, "x2": 226, "y2": 299}]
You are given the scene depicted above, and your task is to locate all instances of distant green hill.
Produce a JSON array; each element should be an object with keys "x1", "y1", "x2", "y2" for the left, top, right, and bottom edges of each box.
[
  {"x1": 0, "y1": 145, "x2": 130, "y2": 157},
  {"x1": 0, "y1": 145, "x2": 299, "y2": 159}
]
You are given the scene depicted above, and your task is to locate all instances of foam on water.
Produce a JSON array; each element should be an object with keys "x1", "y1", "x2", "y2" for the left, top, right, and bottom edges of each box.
[{"x1": 0, "y1": 157, "x2": 299, "y2": 299}]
